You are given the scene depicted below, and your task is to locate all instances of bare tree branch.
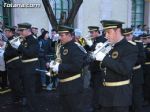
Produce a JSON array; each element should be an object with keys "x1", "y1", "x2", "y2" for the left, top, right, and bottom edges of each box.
[
  {"x1": 42, "y1": 0, "x2": 83, "y2": 27},
  {"x1": 64, "y1": 0, "x2": 83, "y2": 26},
  {"x1": 42, "y1": 0, "x2": 58, "y2": 29}
]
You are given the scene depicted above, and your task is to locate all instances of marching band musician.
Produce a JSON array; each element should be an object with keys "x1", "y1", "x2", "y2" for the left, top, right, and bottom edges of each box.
[
  {"x1": 4, "y1": 26, "x2": 23, "y2": 104},
  {"x1": 49, "y1": 26, "x2": 86, "y2": 112},
  {"x1": 123, "y1": 28, "x2": 145, "y2": 112},
  {"x1": 85, "y1": 26, "x2": 107, "y2": 111},
  {"x1": 93, "y1": 20, "x2": 138, "y2": 112},
  {"x1": 142, "y1": 34, "x2": 150, "y2": 105},
  {"x1": 10, "y1": 23, "x2": 40, "y2": 112},
  {"x1": 74, "y1": 29, "x2": 86, "y2": 47}
]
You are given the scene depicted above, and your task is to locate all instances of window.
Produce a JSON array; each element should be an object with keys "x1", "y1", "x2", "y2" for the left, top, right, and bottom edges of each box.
[
  {"x1": 132, "y1": 0, "x2": 144, "y2": 26},
  {"x1": 49, "y1": 0, "x2": 73, "y2": 25},
  {"x1": 0, "y1": 0, "x2": 12, "y2": 26}
]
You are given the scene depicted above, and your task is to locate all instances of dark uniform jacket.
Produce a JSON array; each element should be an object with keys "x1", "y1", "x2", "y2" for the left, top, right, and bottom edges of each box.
[
  {"x1": 143, "y1": 43, "x2": 150, "y2": 86},
  {"x1": 132, "y1": 40, "x2": 145, "y2": 84},
  {"x1": 17, "y1": 34, "x2": 39, "y2": 72},
  {"x1": 144, "y1": 43, "x2": 150, "y2": 64},
  {"x1": 4, "y1": 36, "x2": 21, "y2": 68},
  {"x1": 99, "y1": 38, "x2": 138, "y2": 106},
  {"x1": 58, "y1": 40, "x2": 86, "y2": 95},
  {"x1": 38, "y1": 38, "x2": 52, "y2": 61},
  {"x1": 18, "y1": 35, "x2": 39, "y2": 61}
]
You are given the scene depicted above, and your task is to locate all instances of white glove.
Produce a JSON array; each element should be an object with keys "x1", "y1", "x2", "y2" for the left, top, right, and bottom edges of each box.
[
  {"x1": 49, "y1": 60, "x2": 55, "y2": 68},
  {"x1": 95, "y1": 42, "x2": 103, "y2": 50},
  {"x1": 85, "y1": 39, "x2": 93, "y2": 46},
  {"x1": 84, "y1": 35, "x2": 93, "y2": 47},
  {"x1": 53, "y1": 34, "x2": 60, "y2": 41},
  {"x1": 10, "y1": 39, "x2": 21, "y2": 49},
  {"x1": 94, "y1": 51, "x2": 106, "y2": 61},
  {"x1": 50, "y1": 61, "x2": 59, "y2": 73}
]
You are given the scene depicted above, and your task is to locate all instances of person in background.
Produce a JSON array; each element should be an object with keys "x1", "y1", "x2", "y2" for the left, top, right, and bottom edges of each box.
[
  {"x1": 0, "y1": 33, "x2": 8, "y2": 93},
  {"x1": 74, "y1": 28, "x2": 91, "y2": 89},
  {"x1": 40, "y1": 28, "x2": 46, "y2": 35},
  {"x1": 133, "y1": 25, "x2": 143, "y2": 37},
  {"x1": 12, "y1": 26, "x2": 19, "y2": 36},
  {"x1": 46, "y1": 29, "x2": 59, "y2": 90},
  {"x1": 142, "y1": 34, "x2": 150, "y2": 105},
  {"x1": 123, "y1": 28, "x2": 145, "y2": 112},
  {"x1": 50, "y1": 29, "x2": 59, "y2": 53},
  {"x1": 32, "y1": 27, "x2": 38, "y2": 38},
  {"x1": 38, "y1": 30, "x2": 52, "y2": 88},
  {"x1": 85, "y1": 26, "x2": 107, "y2": 111},
  {"x1": 0, "y1": 21, "x2": 3, "y2": 32},
  {"x1": 74, "y1": 29, "x2": 86, "y2": 47}
]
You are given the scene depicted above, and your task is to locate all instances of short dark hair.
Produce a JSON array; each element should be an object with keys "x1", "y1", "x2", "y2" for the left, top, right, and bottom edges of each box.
[{"x1": 51, "y1": 29, "x2": 57, "y2": 32}]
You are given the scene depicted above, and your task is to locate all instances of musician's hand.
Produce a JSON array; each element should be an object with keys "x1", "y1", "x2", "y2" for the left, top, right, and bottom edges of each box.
[
  {"x1": 95, "y1": 42, "x2": 103, "y2": 50},
  {"x1": 85, "y1": 39, "x2": 93, "y2": 47},
  {"x1": 46, "y1": 62, "x2": 50, "y2": 68},
  {"x1": 51, "y1": 62, "x2": 59, "y2": 73},
  {"x1": 49, "y1": 60, "x2": 55, "y2": 68},
  {"x1": 10, "y1": 39, "x2": 21, "y2": 49},
  {"x1": 94, "y1": 51, "x2": 106, "y2": 61}
]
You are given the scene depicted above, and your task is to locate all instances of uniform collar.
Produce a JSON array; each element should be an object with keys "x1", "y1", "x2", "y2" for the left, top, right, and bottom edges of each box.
[
  {"x1": 25, "y1": 34, "x2": 33, "y2": 40},
  {"x1": 62, "y1": 40, "x2": 74, "y2": 47},
  {"x1": 114, "y1": 38, "x2": 126, "y2": 47},
  {"x1": 93, "y1": 36, "x2": 100, "y2": 41}
]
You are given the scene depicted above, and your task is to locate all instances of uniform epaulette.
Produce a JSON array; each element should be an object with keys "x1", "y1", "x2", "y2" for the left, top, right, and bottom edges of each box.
[
  {"x1": 74, "y1": 42, "x2": 87, "y2": 53},
  {"x1": 134, "y1": 40, "x2": 142, "y2": 43},
  {"x1": 33, "y1": 35, "x2": 37, "y2": 39},
  {"x1": 128, "y1": 41, "x2": 136, "y2": 46},
  {"x1": 74, "y1": 42, "x2": 81, "y2": 46}
]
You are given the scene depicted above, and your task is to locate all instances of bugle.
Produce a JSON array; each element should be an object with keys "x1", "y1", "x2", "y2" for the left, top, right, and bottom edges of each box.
[
  {"x1": 9, "y1": 36, "x2": 23, "y2": 44},
  {"x1": 93, "y1": 40, "x2": 112, "y2": 55}
]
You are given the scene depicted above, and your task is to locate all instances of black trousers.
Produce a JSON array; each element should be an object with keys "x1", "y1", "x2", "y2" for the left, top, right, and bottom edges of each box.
[
  {"x1": 8, "y1": 68, "x2": 23, "y2": 100},
  {"x1": 143, "y1": 65, "x2": 150, "y2": 102},
  {"x1": 132, "y1": 84, "x2": 143, "y2": 112},
  {"x1": 22, "y1": 62, "x2": 39, "y2": 112},
  {"x1": 0, "y1": 71, "x2": 7, "y2": 89},
  {"x1": 59, "y1": 92, "x2": 84, "y2": 112},
  {"x1": 100, "y1": 106, "x2": 129, "y2": 112},
  {"x1": 90, "y1": 72, "x2": 101, "y2": 109}
]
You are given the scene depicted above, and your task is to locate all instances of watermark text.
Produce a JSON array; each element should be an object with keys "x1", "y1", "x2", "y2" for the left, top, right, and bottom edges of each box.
[{"x1": 3, "y1": 3, "x2": 41, "y2": 8}]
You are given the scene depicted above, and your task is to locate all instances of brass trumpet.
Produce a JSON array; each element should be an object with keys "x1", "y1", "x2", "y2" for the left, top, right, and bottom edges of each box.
[
  {"x1": 9, "y1": 36, "x2": 23, "y2": 44},
  {"x1": 93, "y1": 40, "x2": 112, "y2": 55}
]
